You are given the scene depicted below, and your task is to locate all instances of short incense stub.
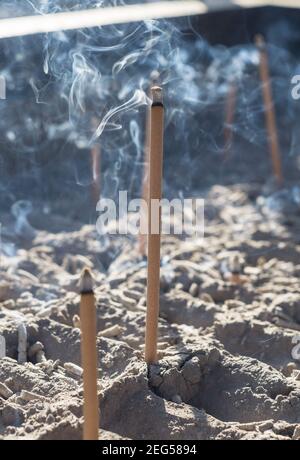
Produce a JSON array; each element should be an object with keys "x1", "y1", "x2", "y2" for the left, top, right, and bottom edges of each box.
[
  {"x1": 151, "y1": 86, "x2": 163, "y2": 106},
  {"x1": 231, "y1": 254, "x2": 242, "y2": 275},
  {"x1": 80, "y1": 267, "x2": 94, "y2": 294}
]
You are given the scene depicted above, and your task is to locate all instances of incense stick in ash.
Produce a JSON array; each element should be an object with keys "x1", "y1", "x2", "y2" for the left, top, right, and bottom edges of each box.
[
  {"x1": 145, "y1": 86, "x2": 164, "y2": 365},
  {"x1": 79, "y1": 268, "x2": 99, "y2": 440},
  {"x1": 229, "y1": 254, "x2": 243, "y2": 285},
  {"x1": 255, "y1": 34, "x2": 283, "y2": 185},
  {"x1": 139, "y1": 71, "x2": 160, "y2": 256}
]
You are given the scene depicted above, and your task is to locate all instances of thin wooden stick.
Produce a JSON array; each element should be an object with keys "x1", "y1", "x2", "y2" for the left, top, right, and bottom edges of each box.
[
  {"x1": 91, "y1": 118, "x2": 101, "y2": 206},
  {"x1": 79, "y1": 268, "x2": 99, "y2": 440},
  {"x1": 256, "y1": 34, "x2": 283, "y2": 185},
  {"x1": 139, "y1": 71, "x2": 160, "y2": 256},
  {"x1": 223, "y1": 79, "x2": 237, "y2": 157},
  {"x1": 145, "y1": 86, "x2": 164, "y2": 365},
  {"x1": 91, "y1": 143, "x2": 101, "y2": 204},
  {"x1": 229, "y1": 254, "x2": 244, "y2": 285}
]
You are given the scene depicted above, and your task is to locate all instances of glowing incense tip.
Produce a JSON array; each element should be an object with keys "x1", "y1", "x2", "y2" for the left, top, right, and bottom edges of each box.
[
  {"x1": 80, "y1": 268, "x2": 94, "y2": 293},
  {"x1": 151, "y1": 86, "x2": 163, "y2": 106}
]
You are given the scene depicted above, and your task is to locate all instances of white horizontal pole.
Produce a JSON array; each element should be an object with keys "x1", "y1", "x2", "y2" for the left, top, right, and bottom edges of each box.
[
  {"x1": 0, "y1": 2, "x2": 207, "y2": 40},
  {"x1": 234, "y1": 0, "x2": 300, "y2": 7},
  {"x1": 0, "y1": 1, "x2": 298, "y2": 40}
]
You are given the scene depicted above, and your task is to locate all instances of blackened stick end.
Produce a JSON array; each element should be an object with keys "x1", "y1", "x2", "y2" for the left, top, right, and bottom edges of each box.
[{"x1": 151, "y1": 86, "x2": 163, "y2": 107}]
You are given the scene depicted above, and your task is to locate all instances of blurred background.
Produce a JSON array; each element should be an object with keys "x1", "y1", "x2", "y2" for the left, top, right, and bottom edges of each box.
[{"x1": 0, "y1": 1, "x2": 300, "y2": 230}]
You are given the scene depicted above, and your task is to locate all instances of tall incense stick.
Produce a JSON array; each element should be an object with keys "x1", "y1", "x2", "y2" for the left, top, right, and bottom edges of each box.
[
  {"x1": 224, "y1": 79, "x2": 237, "y2": 157},
  {"x1": 91, "y1": 118, "x2": 101, "y2": 206},
  {"x1": 145, "y1": 86, "x2": 164, "y2": 365},
  {"x1": 256, "y1": 34, "x2": 283, "y2": 185},
  {"x1": 79, "y1": 268, "x2": 99, "y2": 440},
  {"x1": 139, "y1": 71, "x2": 160, "y2": 256},
  {"x1": 91, "y1": 142, "x2": 101, "y2": 205}
]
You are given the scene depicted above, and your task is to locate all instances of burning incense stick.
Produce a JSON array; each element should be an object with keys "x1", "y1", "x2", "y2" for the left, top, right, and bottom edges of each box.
[
  {"x1": 91, "y1": 118, "x2": 101, "y2": 206},
  {"x1": 79, "y1": 268, "x2": 99, "y2": 440},
  {"x1": 229, "y1": 254, "x2": 242, "y2": 284},
  {"x1": 139, "y1": 71, "x2": 160, "y2": 256},
  {"x1": 256, "y1": 34, "x2": 283, "y2": 185},
  {"x1": 91, "y1": 142, "x2": 101, "y2": 205},
  {"x1": 145, "y1": 86, "x2": 164, "y2": 365},
  {"x1": 224, "y1": 79, "x2": 237, "y2": 157}
]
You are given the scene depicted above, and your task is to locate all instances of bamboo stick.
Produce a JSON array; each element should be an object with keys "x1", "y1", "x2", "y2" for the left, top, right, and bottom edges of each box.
[
  {"x1": 256, "y1": 34, "x2": 283, "y2": 185},
  {"x1": 79, "y1": 268, "x2": 99, "y2": 440},
  {"x1": 145, "y1": 86, "x2": 164, "y2": 365}
]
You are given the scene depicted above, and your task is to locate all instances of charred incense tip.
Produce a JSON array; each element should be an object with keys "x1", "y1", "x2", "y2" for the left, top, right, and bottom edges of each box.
[
  {"x1": 255, "y1": 34, "x2": 266, "y2": 50},
  {"x1": 80, "y1": 267, "x2": 94, "y2": 294},
  {"x1": 151, "y1": 86, "x2": 163, "y2": 107}
]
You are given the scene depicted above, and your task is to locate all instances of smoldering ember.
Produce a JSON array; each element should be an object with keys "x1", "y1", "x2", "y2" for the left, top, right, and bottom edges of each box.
[{"x1": 2, "y1": 0, "x2": 300, "y2": 442}]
